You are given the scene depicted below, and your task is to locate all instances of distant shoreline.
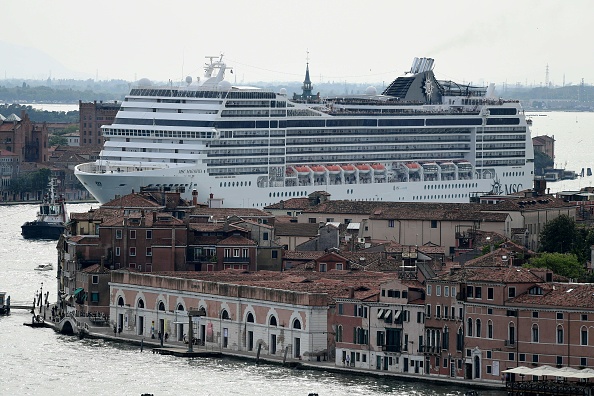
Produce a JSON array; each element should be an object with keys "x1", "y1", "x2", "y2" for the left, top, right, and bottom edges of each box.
[{"x1": 0, "y1": 199, "x2": 98, "y2": 206}]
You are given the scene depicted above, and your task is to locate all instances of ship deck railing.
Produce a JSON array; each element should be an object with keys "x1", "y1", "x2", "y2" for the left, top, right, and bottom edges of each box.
[{"x1": 76, "y1": 162, "x2": 167, "y2": 174}]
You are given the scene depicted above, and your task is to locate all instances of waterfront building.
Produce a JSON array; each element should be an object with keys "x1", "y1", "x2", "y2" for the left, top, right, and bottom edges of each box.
[
  {"x1": 335, "y1": 278, "x2": 426, "y2": 373},
  {"x1": 109, "y1": 270, "x2": 364, "y2": 359},
  {"x1": 78, "y1": 100, "x2": 119, "y2": 146},
  {"x1": 532, "y1": 135, "x2": 555, "y2": 161},
  {"x1": 0, "y1": 111, "x2": 49, "y2": 163},
  {"x1": 425, "y1": 252, "x2": 554, "y2": 381},
  {"x1": 0, "y1": 149, "x2": 19, "y2": 200}
]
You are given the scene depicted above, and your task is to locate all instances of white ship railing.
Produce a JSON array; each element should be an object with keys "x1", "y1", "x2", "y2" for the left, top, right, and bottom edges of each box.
[{"x1": 75, "y1": 162, "x2": 168, "y2": 174}]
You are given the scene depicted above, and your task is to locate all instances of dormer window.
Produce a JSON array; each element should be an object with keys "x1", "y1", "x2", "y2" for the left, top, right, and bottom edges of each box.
[{"x1": 528, "y1": 286, "x2": 543, "y2": 295}]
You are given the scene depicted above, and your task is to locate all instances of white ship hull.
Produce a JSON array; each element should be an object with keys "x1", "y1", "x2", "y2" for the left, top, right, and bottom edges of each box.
[{"x1": 75, "y1": 162, "x2": 532, "y2": 207}]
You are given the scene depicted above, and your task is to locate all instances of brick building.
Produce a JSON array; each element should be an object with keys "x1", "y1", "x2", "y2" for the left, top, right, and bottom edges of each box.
[
  {"x1": 0, "y1": 111, "x2": 49, "y2": 163},
  {"x1": 79, "y1": 100, "x2": 119, "y2": 146}
]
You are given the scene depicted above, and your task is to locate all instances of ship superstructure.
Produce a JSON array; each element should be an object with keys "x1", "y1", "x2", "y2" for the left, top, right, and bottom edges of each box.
[{"x1": 75, "y1": 56, "x2": 534, "y2": 207}]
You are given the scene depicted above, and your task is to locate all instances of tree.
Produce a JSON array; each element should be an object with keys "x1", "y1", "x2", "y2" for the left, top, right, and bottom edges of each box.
[
  {"x1": 533, "y1": 150, "x2": 553, "y2": 176},
  {"x1": 525, "y1": 252, "x2": 586, "y2": 281},
  {"x1": 49, "y1": 135, "x2": 68, "y2": 146},
  {"x1": 538, "y1": 215, "x2": 579, "y2": 254}
]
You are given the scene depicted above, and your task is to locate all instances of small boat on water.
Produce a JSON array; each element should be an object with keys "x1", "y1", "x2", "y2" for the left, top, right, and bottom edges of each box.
[
  {"x1": 21, "y1": 179, "x2": 67, "y2": 240},
  {"x1": 0, "y1": 291, "x2": 10, "y2": 315},
  {"x1": 34, "y1": 263, "x2": 53, "y2": 271}
]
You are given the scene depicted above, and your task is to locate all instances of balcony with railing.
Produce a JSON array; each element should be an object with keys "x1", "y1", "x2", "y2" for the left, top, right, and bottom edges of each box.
[
  {"x1": 381, "y1": 344, "x2": 401, "y2": 353},
  {"x1": 223, "y1": 256, "x2": 250, "y2": 263},
  {"x1": 419, "y1": 344, "x2": 442, "y2": 354}
]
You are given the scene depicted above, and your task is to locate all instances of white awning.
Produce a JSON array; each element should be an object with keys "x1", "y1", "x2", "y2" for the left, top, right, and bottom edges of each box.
[
  {"x1": 394, "y1": 310, "x2": 401, "y2": 321},
  {"x1": 377, "y1": 309, "x2": 385, "y2": 319},
  {"x1": 502, "y1": 365, "x2": 594, "y2": 379},
  {"x1": 384, "y1": 310, "x2": 392, "y2": 321}
]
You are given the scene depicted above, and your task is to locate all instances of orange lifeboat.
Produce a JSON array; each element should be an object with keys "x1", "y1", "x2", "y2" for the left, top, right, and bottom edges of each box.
[
  {"x1": 294, "y1": 166, "x2": 311, "y2": 176},
  {"x1": 405, "y1": 163, "x2": 420, "y2": 170},
  {"x1": 311, "y1": 165, "x2": 326, "y2": 175},
  {"x1": 341, "y1": 164, "x2": 356, "y2": 174},
  {"x1": 326, "y1": 165, "x2": 341, "y2": 175},
  {"x1": 371, "y1": 164, "x2": 386, "y2": 173},
  {"x1": 356, "y1": 164, "x2": 371, "y2": 173}
]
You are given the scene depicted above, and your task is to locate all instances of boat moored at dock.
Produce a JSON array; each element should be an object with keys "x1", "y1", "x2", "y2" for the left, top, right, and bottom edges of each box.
[{"x1": 0, "y1": 291, "x2": 10, "y2": 315}]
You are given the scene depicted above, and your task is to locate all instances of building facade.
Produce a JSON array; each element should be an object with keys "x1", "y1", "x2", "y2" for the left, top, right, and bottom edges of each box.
[{"x1": 79, "y1": 100, "x2": 119, "y2": 146}]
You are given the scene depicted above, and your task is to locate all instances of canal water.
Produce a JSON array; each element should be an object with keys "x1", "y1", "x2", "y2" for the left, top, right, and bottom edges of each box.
[{"x1": 0, "y1": 205, "x2": 502, "y2": 395}]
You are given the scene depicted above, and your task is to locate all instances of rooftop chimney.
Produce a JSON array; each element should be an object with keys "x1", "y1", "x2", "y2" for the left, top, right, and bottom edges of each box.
[{"x1": 192, "y1": 189, "x2": 198, "y2": 206}]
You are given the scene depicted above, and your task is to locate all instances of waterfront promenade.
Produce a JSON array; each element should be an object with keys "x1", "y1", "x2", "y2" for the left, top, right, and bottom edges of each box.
[{"x1": 37, "y1": 310, "x2": 503, "y2": 394}]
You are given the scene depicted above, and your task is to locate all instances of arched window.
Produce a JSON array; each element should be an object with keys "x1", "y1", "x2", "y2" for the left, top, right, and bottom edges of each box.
[
  {"x1": 269, "y1": 315, "x2": 277, "y2": 326},
  {"x1": 476, "y1": 319, "x2": 482, "y2": 338},
  {"x1": 137, "y1": 298, "x2": 145, "y2": 309},
  {"x1": 246, "y1": 312, "x2": 254, "y2": 323},
  {"x1": 488, "y1": 320, "x2": 493, "y2": 339},
  {"x1": 176, "y1": 304, "x2": 184, "y2": 311},
  {"x1": 581, "y1": 326, "x2": 588, "y2": 346},
  {"x1": 557, "y1": 325, "x2": 564, "y2": 344},
  {"x1": 293, "y1": 319, "x2": 301, "y2": 329},
  {"x1": 117, "y1": 296, "x2": 124, "y2": 306},
  {"x1": 532, "y1": 324, "x2": 539, "y2": 342},
  {"x1": 467, "y1": 318, "x2": 473, "y2": 337},
  {"x1": 336, "y1": 325, "x2": 343, "y2": 342},
  {"x1": 158, "y1": 301, "x2": 166, "y2": 311},
  {"x1": 456, "y1": 327, "x2": 463, "y2": 351},
  {"x1": 508, "y1": 323, "x2": 515, "y2": 345},
  {"x1": 443, "y1": 326, "x2": 449, "y2": 350},
  {"x1": 221, "y1": 309, "x2": 230, "y2": 320}
]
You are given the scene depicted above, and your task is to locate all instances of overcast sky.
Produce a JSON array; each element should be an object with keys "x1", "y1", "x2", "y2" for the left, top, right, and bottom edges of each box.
[{"x1": 1, "y1": 0, "x2": 592, "y2": 87}]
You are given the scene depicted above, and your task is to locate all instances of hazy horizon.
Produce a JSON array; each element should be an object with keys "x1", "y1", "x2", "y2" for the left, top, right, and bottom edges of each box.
[{"x1": 2, "y1": 0, "x2": 592, "y2": 88}]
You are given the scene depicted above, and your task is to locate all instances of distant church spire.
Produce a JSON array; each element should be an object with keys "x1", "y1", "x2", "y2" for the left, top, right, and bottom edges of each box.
[{"x1": 293, "y1": 50, "x2": 318, "y2": 102}]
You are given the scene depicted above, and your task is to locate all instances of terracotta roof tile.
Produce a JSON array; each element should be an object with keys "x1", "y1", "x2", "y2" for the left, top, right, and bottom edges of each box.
[
  {"x1": 275, "y1": 223, "x2": 319, "y2": 237},
  {"x1": 510, "y1": 282, "x2": 594, "y2": 309},
  {"x1": 218, "y1": 235, "x2": 257, "y2": 246},
  {"x1": 265, "y1": 198, "x2": 311, "y2": 210}
]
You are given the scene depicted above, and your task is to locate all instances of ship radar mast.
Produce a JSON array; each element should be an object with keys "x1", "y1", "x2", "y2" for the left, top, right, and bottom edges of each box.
[{"x1": 202, "y1": 54, "x2": 232, "y2": 86}]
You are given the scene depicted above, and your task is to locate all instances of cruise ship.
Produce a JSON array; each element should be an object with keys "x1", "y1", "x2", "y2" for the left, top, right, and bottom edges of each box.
[{"x1": 75, "y1": 56, "x2": 534, "y2": 207}]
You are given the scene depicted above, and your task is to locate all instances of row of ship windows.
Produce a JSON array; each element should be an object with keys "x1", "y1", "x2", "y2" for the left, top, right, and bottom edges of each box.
[
  {"x1": 503, "y1": 171, "x2": 525, "y2": 177},
  {"x1": 268, "y1": 191, "x2": 308, "y2": 198},
  {"x1": 220, "y1": 181, "x2": 253, "y2": 188},
  {"x1": 477, "y1": 160, "x2": 527, "y2": 166},
  {"x1": 105, "y1": 129, "x2": 216, "y2": 139},
  {"x1": 413, "y1": 194, "x2": 470, "y2": 200},
  {"x1": 424, "y1": 183, "x2": 478, "y2": 190}
]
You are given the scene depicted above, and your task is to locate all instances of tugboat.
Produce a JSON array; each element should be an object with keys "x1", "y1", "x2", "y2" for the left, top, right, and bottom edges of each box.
[
  {"x1": 21, "y1": 179, "x2": 67, "y2": 240},
  {"x1": 0, "y1": 291, "x2": 10, "y2": 315}
]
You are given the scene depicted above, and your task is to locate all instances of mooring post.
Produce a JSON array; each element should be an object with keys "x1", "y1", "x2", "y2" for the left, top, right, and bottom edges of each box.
[
  {"x1": 283, "y1": 346, "x2": 289, "y2": 365},
  {"x1": 256, "y1": 343, "x2": 262, "y2": 363},
  {"x1": 140, "y1": 338, "x2": 144, "y2": 352}
]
